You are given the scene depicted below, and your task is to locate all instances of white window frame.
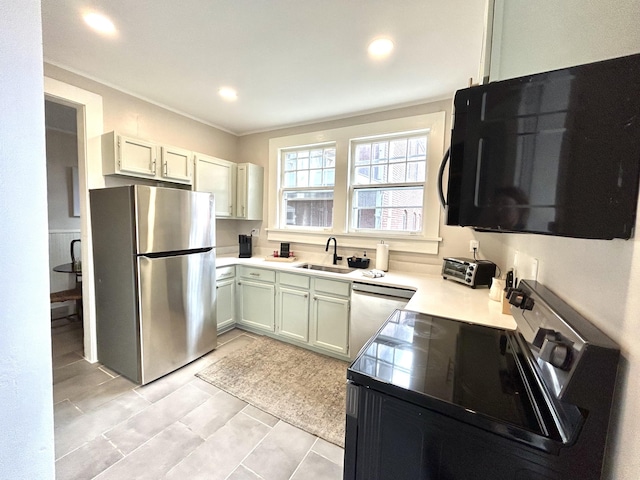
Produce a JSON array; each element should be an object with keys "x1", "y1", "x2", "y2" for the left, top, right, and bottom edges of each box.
[
  {"x1": 267, "y1": 112, "x2": 446, "y2": 254},
  {"x1": 349, "y1": 130, "x2": 429, "y2": 234},
  {"x1": 278, "y1": 142, "x2": 337, "y2": 230}
]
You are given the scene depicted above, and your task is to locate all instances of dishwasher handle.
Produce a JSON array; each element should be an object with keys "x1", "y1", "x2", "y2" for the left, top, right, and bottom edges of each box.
[{"x1": 351, "y1": 282, "x2": 415, "y2": 300}]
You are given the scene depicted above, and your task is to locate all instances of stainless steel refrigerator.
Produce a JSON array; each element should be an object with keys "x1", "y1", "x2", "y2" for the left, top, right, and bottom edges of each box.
[{"x1": 90, "y1": 185, "x2": 216, "y2": 384}]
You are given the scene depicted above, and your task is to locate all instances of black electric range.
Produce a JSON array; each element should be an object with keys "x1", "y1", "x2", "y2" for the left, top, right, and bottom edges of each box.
[{"x1": 344, "y1": 280, "x2": 619, "y2": 480}]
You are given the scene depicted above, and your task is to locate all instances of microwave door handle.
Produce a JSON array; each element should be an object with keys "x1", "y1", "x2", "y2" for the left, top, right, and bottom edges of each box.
[{"x1": 437, "y1": 147, "x2": 450, "y2": 208}]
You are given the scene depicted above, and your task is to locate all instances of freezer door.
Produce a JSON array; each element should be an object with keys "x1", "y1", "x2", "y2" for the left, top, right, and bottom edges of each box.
[
  {"x1": 135, "y1": 185, "x2": 215, "y2": 254},
  {"x1": 137, "y1": 249, "x2": 216, "y2": 384}
]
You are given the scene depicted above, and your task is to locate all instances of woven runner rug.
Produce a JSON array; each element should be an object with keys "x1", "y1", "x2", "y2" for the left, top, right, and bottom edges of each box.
[{"x1": 196, "y1": 335, "x2": 349, "y2": 447}]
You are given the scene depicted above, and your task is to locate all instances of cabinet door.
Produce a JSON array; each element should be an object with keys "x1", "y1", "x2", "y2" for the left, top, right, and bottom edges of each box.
[
  {"x1": 118, "y1": 135, "x2": 157, "y2": 177},
  {"x1": 311, "y1": 294, "x2": 349, "y2": 355},
  {"x1": 216, "y1": 277, "x2": 235, "y2": 332},
  {"x1": 236, "y1": 163, "x2": 264, "y2": 220},
  {"x1": 194, "y1": 154, "x2": 235, "y2": 217},
  {"x1": 278, "y1": 286, "x2": 310, "y2": 342},
  {"x1": 238, "y1": 279, "x2": 275, "y2": 332},
  {"x1": 161, "y1": 145, "x2": 192, "y2": 184}
]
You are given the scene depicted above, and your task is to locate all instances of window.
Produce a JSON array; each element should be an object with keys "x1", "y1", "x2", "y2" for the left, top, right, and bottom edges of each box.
[
  {"x1": 268, "y1": 112, "x2": 445, "y2": 255},
  {"x1": 351, "y1": 133, "x2": 427, "y2": 232},
  {"x1": 280, "y1": 145, "x2": 336, "y2": 228}
]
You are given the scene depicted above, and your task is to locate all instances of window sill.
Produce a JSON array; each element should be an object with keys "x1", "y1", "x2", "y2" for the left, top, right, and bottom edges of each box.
[{"x1": 266, "y1": 228, "x2": 441, "y2": 255}]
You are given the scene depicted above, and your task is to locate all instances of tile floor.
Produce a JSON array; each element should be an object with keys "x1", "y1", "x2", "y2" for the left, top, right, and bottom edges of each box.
[{"x1": 52, "y1": 323, "x2": 345, "y2": 480}]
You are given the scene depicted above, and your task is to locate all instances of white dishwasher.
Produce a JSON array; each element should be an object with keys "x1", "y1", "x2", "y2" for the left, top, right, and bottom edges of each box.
[{"x1": 349, "y1": 282, "x2": 415, "y2": 360}]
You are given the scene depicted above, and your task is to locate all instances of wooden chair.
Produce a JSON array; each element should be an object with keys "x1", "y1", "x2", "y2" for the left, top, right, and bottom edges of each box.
[
  {"x1": 51, "y1": 239, "x2": 83, "y2": 322},
  {"x1": 50, "y1": 285, "x2": 83, "y2": 322}
]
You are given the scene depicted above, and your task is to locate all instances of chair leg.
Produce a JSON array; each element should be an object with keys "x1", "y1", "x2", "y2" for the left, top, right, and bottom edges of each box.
[{"x1": 76, "y1": 298, "x2": 83, "y2": 322}]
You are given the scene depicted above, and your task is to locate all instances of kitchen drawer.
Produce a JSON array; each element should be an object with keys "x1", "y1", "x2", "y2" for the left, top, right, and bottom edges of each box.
[
  {"x1": 279, "y1": 272, "x2": 310, "y2": 289},
  {"x1": 239, "y1": 266, "x2": 276, "y2": 283},
  {"x1": 216, "y1": 265, "x2": 235, "y2": 281},
  {"x1": 313, "y1": 278, "x2": 350, "y2": 297}
]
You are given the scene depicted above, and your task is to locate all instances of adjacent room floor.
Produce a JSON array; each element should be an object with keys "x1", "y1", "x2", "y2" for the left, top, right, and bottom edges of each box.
[{"x1": 52, "y1": 323, "x2": 344, "y2": 480}]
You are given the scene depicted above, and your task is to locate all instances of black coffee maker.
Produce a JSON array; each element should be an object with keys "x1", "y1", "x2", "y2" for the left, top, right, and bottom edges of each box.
[{"x1": 238, "y1": 234, "x2": 252, "y2": 258}]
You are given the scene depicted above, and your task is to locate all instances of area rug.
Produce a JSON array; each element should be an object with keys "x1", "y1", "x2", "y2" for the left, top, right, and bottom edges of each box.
[{"x1": 196, "y1": 336, "x2": 348, "y2": 447}]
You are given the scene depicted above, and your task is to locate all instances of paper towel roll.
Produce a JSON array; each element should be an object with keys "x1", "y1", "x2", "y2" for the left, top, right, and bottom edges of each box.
[{"x1": 376, "y1": 242, "x2": 389, "y2": 271}]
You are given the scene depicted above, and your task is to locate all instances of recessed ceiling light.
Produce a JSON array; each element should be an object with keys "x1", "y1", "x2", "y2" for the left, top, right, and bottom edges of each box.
[
  {"x1": 219, "y1": 87, "x2": 238, "y2": 101},
  {"x1": 368, "y1": 38, "x2": 394, "y2": 58},
  {"x1": 83, "y1": 12, "x2": 116, "y2": 36}
]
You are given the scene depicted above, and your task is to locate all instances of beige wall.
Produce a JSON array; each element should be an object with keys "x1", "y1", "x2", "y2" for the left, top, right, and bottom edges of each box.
[
  {"x1": 46, "y1": 127, "x2": 81, "y2": 231},
  {"x1": 44, "y1": 63, "x2": 248, "y2": 249},
  {"x1": 485, "y1": 2, "x2": 640, "y2": 478},
  {"x1": 44, "y1": 64, "x2": 238, "y2": 160},
  {"x1": 237, "y1": 99, "x2": 479, "y2": 270}
]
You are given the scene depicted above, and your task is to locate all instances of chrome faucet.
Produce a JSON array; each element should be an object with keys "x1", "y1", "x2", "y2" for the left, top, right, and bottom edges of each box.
[{"x1": 325, "y1": 237, "x2": 342, "y2": 265}]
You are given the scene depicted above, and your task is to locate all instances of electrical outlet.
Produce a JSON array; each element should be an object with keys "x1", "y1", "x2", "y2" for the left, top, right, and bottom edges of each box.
[
  {"x1": 250, "y1": 228, "x2": 259, "y2": 237},
  {"x1": 469, "y1": 240, "x2": 479, "y2": 252}
]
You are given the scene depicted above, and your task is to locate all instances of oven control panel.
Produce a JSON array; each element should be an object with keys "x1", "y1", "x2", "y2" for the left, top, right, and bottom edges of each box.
[{"x1": 511, "y1": 280, "x2": 619, "y2": 406}]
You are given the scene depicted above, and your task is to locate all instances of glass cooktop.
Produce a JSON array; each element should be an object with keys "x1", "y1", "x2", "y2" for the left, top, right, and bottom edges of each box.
[{"x1": 348, "y1": 309, "x2": 554, "y2": 437}]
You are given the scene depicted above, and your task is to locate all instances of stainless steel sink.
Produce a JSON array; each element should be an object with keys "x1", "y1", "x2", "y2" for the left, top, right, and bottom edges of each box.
[{"x1": 295, "y1": 263, "x2": 355, "y2": 274}]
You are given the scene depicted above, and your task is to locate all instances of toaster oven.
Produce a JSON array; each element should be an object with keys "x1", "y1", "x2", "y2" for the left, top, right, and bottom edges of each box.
[{"x1": 442, "y1": 257, "x2": 496, "y2": 288}]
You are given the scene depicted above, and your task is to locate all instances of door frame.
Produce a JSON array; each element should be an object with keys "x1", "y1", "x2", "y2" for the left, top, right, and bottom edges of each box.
[{"x1": 44, "y1": 77, "x2": 104, "y2": 363}]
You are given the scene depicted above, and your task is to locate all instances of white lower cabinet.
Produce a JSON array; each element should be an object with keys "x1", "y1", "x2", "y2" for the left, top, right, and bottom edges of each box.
[
  {"x1": 235, "y1": 266, "x2": 350, "y2": 358},
  {"x1": 215, "y1": 266, "x2": 236, "y2": 333},
  {"x1": 310, "y1": 278, "x2": 350, "y2": 355},
  {"x1": 277, "y1": 272, "x2": 311, "y2": 343},
  {"x1": 275, "y1": 272, "x2": 350, "y2": 357},
  {"x1": 237, "y1": 267, "x2": 275, "y2": 332}
]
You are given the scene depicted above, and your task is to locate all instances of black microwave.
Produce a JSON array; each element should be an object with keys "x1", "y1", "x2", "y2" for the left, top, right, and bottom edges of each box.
[
  {"x1": 440, "y1": 53, "x2": 640, "y2": 240},
  {"x1": 442, "y1": 257, "x2": 496, "y2": 288}
]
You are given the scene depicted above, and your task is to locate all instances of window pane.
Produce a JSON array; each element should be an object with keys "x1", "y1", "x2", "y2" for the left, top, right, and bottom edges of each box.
[
  {"x1": 297, "y1": 156, "x2": 309, "y2": 170},
  {"x1": 372, "y1": 142, "x2": 388, "y2": 162},
  {"x1": 372, "y1": 165, "x2": 387, "y2": 183},
  {"x1": 285, "y1": 157, "x2": 297, "y2": 171},
  {"x1": 389, "y1": 139, "x2": 407, "y2": 161},
  {"x1": 389, "y1": 163, "x2": 406, "y2": 182},
  {"x1": 324, "y1": 169, "x2": 335, "y2": 185},
  {"x1": 296, "y1": 170, "x2": 309, "y2": 187},
  {"x1": 406, "y1": 161, "x2": 426, "y2": 182},
  {"x1": 324, "y1": 149, "x2": 336, "y2": 167},
  {"x1": 310, "y1": 149, "x2": 323, "y2": 168},
  {"x1": 408, "y1": 137, "x2": 427, "y2": 160},
  {"x1": 351, "y1": 133, "x2": 426, "y2": 187},
  {"x1": 355, "y1": 144, "x2": 371, "y2": 165},
  {"x1": 352, "y1": 186, "x2": 423, "y2": 232},
  {"x1": 283, "y1": 172, "x2": 296, "y2": 187},
  {"x1": 283, "y1": 190, "x2": 333, "y2": 228},
  {"x1": 354, "y1": 166, "x2": 370, "y2": 183},
  {"x1": 309, "y1": 169, "x2": 323, "y2": 186},
  {"x1": 282, "y1": 146, "x2": 336, "y2": 189}
]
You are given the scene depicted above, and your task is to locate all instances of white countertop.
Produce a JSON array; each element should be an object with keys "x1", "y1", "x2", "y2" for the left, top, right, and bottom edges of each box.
[{"x1": 217, "y1": 255, "x2": 517, "y2": 331}]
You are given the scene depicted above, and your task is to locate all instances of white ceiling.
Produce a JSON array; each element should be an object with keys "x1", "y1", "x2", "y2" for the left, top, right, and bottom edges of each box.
[{"x1": 41, "y1": 0, "x2": 488, "y2": 136}]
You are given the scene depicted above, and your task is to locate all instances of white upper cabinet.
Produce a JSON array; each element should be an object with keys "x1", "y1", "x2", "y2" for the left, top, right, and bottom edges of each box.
[
  {"x1": 194, "y1": 154, "x2": 235, "y2": 217},
  {"x1": 236, "y1": 162, "x2": 264, "y2": 220},
  {"x1": 160, "y1": 145, "x2": 193, "y2": 184},
  {"x1": 101, "y1": 131, "x2": 193, "y2": 185},
  {"x1": 194, "y1": 156, "x2": 264, "y2": 220},
  {"x1": 103, "y1": 131, "x2": 157, "y2": 178}
]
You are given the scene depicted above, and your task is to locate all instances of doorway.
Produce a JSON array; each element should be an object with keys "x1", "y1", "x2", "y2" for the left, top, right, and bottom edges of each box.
[
  {"x1": 45, "y1": 100, "x2": 82, "y2": 328},
  {"x1": 45, "y1": 76, "x2": 105, "y2": 363}
]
